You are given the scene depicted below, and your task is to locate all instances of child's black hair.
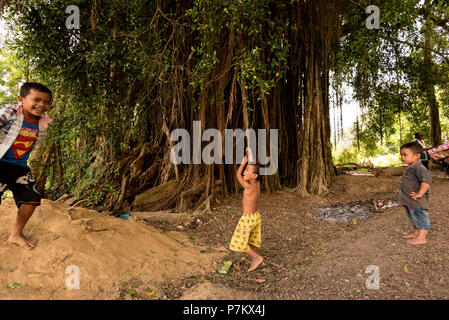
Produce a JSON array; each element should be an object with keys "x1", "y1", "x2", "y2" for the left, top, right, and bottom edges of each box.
[
  {"x1": 414, "y1": 132, "x2": 423, "y2": 140},
  {"x1": 400, "y1": 141, "x2": 423, "y2": 155},
  {"x1": 20, "y1": 82, "x2": 53, "y2": 101},
  {"x1": 246, "y1": 162, "x2": 261, "y2": 182}
]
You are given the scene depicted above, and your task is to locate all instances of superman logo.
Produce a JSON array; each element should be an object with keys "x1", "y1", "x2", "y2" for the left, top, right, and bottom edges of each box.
[{"x1": 11, "y1": 127, "x2": 38, "y2": 159}]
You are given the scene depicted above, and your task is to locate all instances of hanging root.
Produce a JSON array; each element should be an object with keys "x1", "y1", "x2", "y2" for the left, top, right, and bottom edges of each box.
[{"x1": 177, "y1": 181, "x2": 206, "y2": 212}]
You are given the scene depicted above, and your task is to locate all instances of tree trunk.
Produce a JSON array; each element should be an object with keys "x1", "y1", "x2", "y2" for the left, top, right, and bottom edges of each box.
[{"x1": 424, "y1": 0, "x2": 442, "y2": 147}]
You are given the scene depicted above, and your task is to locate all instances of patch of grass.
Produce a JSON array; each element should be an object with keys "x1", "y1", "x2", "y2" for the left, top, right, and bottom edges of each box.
[
  {"x1": 7, "y1": 283, "x2": 20, "y2": 289},
  {"x1": 146, "y1": 287, "x2": 156, "y2": 297},
  {"x1": 1, "y1": 190, "x2": 13, "y2": 200},
  {"x1": 346, "y1": 291, "x2": 359, "y2": 299}
]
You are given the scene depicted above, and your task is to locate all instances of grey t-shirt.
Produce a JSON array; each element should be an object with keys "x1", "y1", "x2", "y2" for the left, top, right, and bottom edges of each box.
[{"x1": 397, "y1": 161, "x2": 432, "y2": 209}]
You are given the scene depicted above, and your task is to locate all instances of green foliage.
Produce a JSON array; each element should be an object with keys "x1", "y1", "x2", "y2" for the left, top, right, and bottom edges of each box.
[
  {"x1": 2, "y1": 0, "x2": 180, "y2": 205},
  {"x1": 333, "y1": 0, "x2": 449, "y2": 152},
  {"x1": 2, "y1": 0, "x2": 448, "y2": 205},
  {"x1": 0, "y1": 47, "x2": 27, "y2": 105},
  {"x1": 1, "y1": 0, "x2": 288, "y2": 205},
  {"x1": 333, "y1": 147, "x2": 358, "y2": 164},
  {"x1": 187, "y1": 0, "x2": 289, "y2": 95}
]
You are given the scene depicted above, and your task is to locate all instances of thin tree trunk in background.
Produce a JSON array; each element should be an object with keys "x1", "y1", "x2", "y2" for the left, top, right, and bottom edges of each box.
[
  {"x1": 379, "y1": 104, "x2": 383, "y2": 144},
  {"x1": 424, "y1": 0, "x2": 442, "y2": 147},
  {"x1": 339, "y1": 87, "x2": 343, "y2": 140},
  {"x1": 333, "y1": 101, "x2": 337, "y2": 150}
]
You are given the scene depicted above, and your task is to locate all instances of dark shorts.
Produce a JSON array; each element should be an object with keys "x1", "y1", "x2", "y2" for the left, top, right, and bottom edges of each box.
[{"x1": 0, "y1": 161, "x2": 41, "y2": 208}]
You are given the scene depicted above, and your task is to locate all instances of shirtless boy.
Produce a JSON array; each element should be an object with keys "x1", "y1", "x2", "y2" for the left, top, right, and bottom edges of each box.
[{"x1": 229, "y1": 148, "x2": 263, "y2": 271}]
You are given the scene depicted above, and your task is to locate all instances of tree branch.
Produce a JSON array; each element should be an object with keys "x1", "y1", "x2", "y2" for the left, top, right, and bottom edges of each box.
[{"x1": 379, "y1": 34, "x2": 449, "y2": 63}]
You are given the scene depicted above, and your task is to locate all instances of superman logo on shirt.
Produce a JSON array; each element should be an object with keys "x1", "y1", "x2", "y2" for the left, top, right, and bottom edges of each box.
[{"x1": 11, "y1": 126, "x2": 39, "y2": 159}]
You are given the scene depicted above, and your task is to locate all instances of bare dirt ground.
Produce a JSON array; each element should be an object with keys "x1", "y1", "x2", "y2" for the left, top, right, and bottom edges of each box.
[
  {"x1": 156, "y1": 171, "x2": 449, "y2": 300},
  {"x1": 1, "y1": 171, "x2": 448, "y2": 300}
]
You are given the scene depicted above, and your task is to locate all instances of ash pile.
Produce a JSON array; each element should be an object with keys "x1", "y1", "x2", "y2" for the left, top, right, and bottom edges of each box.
[{"x1": 315, "y1": 199, "x2": 399, "y2": 222}]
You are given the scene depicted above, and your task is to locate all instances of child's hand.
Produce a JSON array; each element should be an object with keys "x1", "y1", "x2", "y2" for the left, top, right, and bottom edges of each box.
[
  {"x1": 243, "y1": 155, "x2": 248, "y2": 163},
  {"x1": 410, "y1": 192, "x2": 423, "y2": 200},
  {"x1": 246, "y1": 147, "x2": 254, "y2": 162}
]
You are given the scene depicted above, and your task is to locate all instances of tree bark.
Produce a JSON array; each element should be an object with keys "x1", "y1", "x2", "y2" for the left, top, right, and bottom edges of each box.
[{"x1": 424, "y1": 0, "x2": 442, "y2": 147}]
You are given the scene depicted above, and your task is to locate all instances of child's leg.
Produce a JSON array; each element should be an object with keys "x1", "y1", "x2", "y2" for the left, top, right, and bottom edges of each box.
[
  {"x1": 406, "y1": 229, "x2": 428, "y2": 244},
  {"x1": 7, "y1": 168, "x2": 41, "y2": 249},
  {"x1": 230, "y1": 213, "x2": 263, "y2": 271},
  {"x1": 249, "y1": 244, "x2": 258, "y2": 253},
  {"x1": 8, "y1": 204, "x2": 38, "y2": 249},
  {"x1": 402, "y1": 229, "x2": 419, "y2": 239},
  {"x1": 246, "y1": 247, "x2": 263, "y2": 272},
  {"x1": 247, "y1": 213, "x2": 262, "y2": 271},
  {"x1": 402, "y1": 206, "x2": 419, "y2": 238},
  {"x1": 406, "y1": 208, "x2": 430, "y2": 245}
]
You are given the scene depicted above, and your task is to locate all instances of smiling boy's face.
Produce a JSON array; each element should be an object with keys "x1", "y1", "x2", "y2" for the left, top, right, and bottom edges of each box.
[
  {"x1": 400, "y1": 147, "x2": 421, "y2": 165},
  {"x1": 18, "y1": 89, "x2": 52, "y2": 120}
]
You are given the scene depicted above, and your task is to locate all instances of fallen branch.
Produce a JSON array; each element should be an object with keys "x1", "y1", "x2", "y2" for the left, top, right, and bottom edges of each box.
[{"x1": 335, "y1": 162, "x2": 371, "y2": 168}]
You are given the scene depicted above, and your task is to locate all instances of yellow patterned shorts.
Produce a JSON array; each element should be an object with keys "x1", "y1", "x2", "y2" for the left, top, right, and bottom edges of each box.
[{"x1": 229, "y1": 211, "x2": 261, "y2": 252}]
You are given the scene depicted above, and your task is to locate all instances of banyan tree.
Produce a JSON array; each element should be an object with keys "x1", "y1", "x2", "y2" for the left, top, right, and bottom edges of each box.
[{"x1": 1, "y1": 0, "x2": 347, "y2": 212}]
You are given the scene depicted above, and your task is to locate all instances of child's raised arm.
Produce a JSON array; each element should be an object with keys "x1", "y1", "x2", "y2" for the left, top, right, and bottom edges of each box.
[
  {"x1": 236, "y1": 154, "x2": 250, "y2": 188},
  {"x1": 247, "y1": 146, "x2": 255, "y2": 163}
]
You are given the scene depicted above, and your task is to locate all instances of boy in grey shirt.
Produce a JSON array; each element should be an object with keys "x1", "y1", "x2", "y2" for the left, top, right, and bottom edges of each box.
[{"x1": 398, "y1": 141, "x2": 432, "y2": 245}]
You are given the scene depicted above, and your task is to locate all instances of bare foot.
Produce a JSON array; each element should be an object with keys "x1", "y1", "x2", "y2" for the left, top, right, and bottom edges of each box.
[
  {"x1": 8, "y1": 234, "x2": 37, "y2": 250},
  {"x1": 406, "y1": 237, "x2": 427, "y2": 245},
  {"x1": 402, "y1": 231, "x2": 418, "y2": 239},
  {"x1": 248, "y1": 255, "x2": 263, "y2": 272}
]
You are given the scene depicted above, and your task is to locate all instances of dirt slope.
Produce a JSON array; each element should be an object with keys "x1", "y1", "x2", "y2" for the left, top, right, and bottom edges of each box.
[{"x1": 0, "y1": 199, "x2": 226, "y2": 299}]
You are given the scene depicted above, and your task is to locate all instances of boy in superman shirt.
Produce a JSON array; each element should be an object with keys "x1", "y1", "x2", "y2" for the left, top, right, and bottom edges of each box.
[{"x1": 0, "y1": 82, "x2": 53, "y2": 249}]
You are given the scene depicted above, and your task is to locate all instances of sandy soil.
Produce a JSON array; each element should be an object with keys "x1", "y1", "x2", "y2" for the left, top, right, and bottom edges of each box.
[
  {"x1": 1, "y1": 171, "x2": 448, "y2": 300},
  {"x1": 0, "y1": 199, "x2": 226, "y2": 299}
]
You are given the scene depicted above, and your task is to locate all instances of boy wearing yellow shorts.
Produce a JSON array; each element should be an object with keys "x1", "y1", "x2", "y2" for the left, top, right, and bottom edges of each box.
[{"x1": 230, "y1": 148, "x2": 263, "y2": 271}]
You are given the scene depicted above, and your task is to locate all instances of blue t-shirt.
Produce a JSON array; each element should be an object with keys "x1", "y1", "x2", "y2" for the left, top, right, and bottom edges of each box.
[{"x1": 0, "y1": 117, "x2": 39, "y2": 167}]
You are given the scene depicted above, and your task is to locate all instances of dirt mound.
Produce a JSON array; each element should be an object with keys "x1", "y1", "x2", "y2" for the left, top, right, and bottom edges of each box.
[{"x1": 0, "y1": 199, "x2": 226, "y2": 299}]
